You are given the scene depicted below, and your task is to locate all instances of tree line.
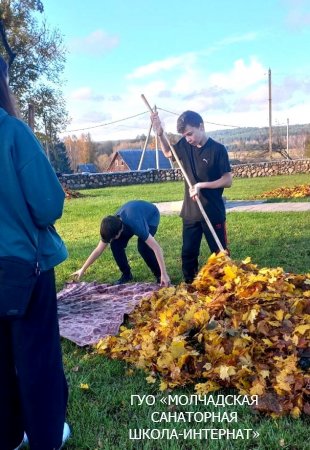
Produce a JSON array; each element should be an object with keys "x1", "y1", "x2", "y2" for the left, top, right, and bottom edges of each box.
[{"x1": 0, "y1": 0, "x2": 69, "y2": 169}]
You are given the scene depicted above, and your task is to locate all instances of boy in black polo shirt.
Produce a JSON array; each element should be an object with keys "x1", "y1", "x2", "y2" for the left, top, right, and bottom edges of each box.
[{"x1": 151, "y1": 110, "x2": 233, "y2": 283}]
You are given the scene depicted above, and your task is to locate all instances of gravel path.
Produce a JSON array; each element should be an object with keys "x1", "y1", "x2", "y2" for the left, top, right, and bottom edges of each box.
[{"x1": 155, "y1": 200, "x2": 310, "y2": 214}]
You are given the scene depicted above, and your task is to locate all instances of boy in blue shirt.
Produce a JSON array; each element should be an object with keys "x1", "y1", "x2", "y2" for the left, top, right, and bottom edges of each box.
[{"x1": 72, "y1": 200, "x2": 170, "y2": 286}]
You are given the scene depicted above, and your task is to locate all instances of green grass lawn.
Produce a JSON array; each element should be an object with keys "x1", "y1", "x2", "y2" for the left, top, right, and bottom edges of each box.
[
  {"x1": 226, "y1": 173, "x2": 310, "y2": 200},
  {"x1": 56, "y1": 174, "x2": 310, "y2": 450}
]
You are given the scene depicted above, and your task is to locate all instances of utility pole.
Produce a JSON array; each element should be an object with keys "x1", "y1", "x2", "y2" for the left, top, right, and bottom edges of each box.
[
  {"x1": 286, "y1": 118, "x2": 289, "y2": 156},
  {"x1": 268, "y1": 68, "x2": 272, "y2": 159},
  {"x1": 28, "y1": 103, "x2": 34, "y2": 130},
  {"x1": 154, "y1": 105, "x2": 159, "y2": 170},
  {"x1": 44, "y1": 121, "x2": 51, "y2": 162}
]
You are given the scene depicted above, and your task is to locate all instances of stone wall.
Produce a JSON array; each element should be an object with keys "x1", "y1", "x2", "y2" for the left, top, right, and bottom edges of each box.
[
  {"x1": 231, "y1": 159, "x2": 310, "y2": 178},
  {"x1": 59, "y1": 159, "x2": 310, "y2": 190}
]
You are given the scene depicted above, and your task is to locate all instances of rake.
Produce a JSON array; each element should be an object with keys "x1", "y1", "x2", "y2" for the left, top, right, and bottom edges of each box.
[{"x1": 141, "y1": 94, "x2": 225, "y2": 253}]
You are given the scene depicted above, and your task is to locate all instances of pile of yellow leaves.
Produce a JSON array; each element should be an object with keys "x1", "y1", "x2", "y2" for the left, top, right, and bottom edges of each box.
[
  {"x1": 96, "y1": 252, "x2": 310, "y2": 417},
  {"x1": 257, "y1": 184, "x2": 310, "y2": 199}
]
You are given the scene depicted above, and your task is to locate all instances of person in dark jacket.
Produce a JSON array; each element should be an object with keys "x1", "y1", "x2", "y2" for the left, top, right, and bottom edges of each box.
[{"x1": 0, "y1": 55, "x2": 70, "y2": 450}]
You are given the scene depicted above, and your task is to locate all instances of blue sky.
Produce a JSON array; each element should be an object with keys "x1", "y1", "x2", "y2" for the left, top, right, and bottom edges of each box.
[{"x1": 42, "y1": 0, "x2": 310, "y2": 141}]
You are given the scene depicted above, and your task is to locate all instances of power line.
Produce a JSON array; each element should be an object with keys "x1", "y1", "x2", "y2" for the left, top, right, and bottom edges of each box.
[
  {"x1": 204, "y1": 119, "x2": 241, "y2": 129},
  {"x1": 156, "y1": 107, "x2": 179, "y2": 116},
  {"x1": 64, "y1": 104, "x2": 262, "y2": 135},
  {"x1": 157, "y1": 107, "x2": 242, "y2": 129},
  {"x1": 64, "y1": 111, "x2": 148, "y2": 133}
]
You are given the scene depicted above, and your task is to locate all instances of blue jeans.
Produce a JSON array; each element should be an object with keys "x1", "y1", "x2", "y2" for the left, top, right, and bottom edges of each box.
[{"x1": 110, "y1": 224, "x2": 161, "y2": 280}]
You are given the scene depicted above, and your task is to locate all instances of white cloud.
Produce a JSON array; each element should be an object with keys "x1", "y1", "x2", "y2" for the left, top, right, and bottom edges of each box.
[
  {"x1": 69, "y1": 30, "x2": 119, "y2": 56},
  {"x1": 154, "y1": 58, "x2": 267, "y2": 115},
  {"x1": 126, "y1": 80, "x2": 168, "y2": 105},
  {"x1": 70, "y1": 87, "x2": 92, "y2": 100},
  {"x1": 80, "y1": 111, "x2": 111, "y2": 123},
  {"x1": 243, "y1": 85, "x2": 267, "y2": 104},
  {"x1": 127, "y1": 55, "x2": 188, "y2": 79},
  {"x1": 217, "y1": 32, "x2": 258, "y2": 46},
  {"x1": 202, "y1": 32, "x2": 259, "y2": 56},
  {"x1": 70, "y1": 87, "x2": 105, "y2": 102},
  {"x1": 62, "y1": 54, "x2": 309, "y2": 141},
  {"x1": 172, "y1": 67, "x2": 204, "y2": 96},
  {"x1": 127, "y1": 33, "x2": 258, "y2": 80},
  {"x1": 208, "y1": 58, "x2": 266, "y2": 91}
]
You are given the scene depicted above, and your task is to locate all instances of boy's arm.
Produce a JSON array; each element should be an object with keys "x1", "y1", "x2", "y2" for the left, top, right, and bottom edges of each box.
[
  {"x1": 150, "y1": 112, "x2": 172, "y2": 158},
  {"x1": 71, "y1": 240, "x2": 107, "y2": 281},
  {"x1": 190, "y1": 172, "x2": 233, "y2": 199},
  {"x1": 145, "y1": 234, "x2": 170, "y2": 286}
]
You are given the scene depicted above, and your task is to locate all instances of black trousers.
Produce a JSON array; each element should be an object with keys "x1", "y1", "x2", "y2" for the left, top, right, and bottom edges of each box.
[
  {"x1": 182, "y1": 220, "x2": 228, "y2": 282},
  {"x1": 110, "y1": 224, "x2": 161, "y2": 280},
  {"x1": 0, "y1": 269, "x2": 68, "y2": 450}
]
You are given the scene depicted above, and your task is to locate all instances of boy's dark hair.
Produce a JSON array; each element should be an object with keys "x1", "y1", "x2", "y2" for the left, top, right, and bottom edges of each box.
[
  {"x1": 177, "y1": 110, "x2": 204, "y2": 133},
  {"x1": 100, "y1": 215, "x2": 122, "y2": 243}
]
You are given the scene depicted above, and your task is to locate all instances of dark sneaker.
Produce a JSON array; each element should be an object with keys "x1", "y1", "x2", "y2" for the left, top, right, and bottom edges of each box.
[{"x1": 113, "y1": 273, "x2": 133, "y2": 285}]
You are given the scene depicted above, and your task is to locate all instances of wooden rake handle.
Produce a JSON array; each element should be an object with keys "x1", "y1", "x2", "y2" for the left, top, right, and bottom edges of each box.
[{"x1": 141, "y1": 94, "x2": 224, "y2": 253}]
